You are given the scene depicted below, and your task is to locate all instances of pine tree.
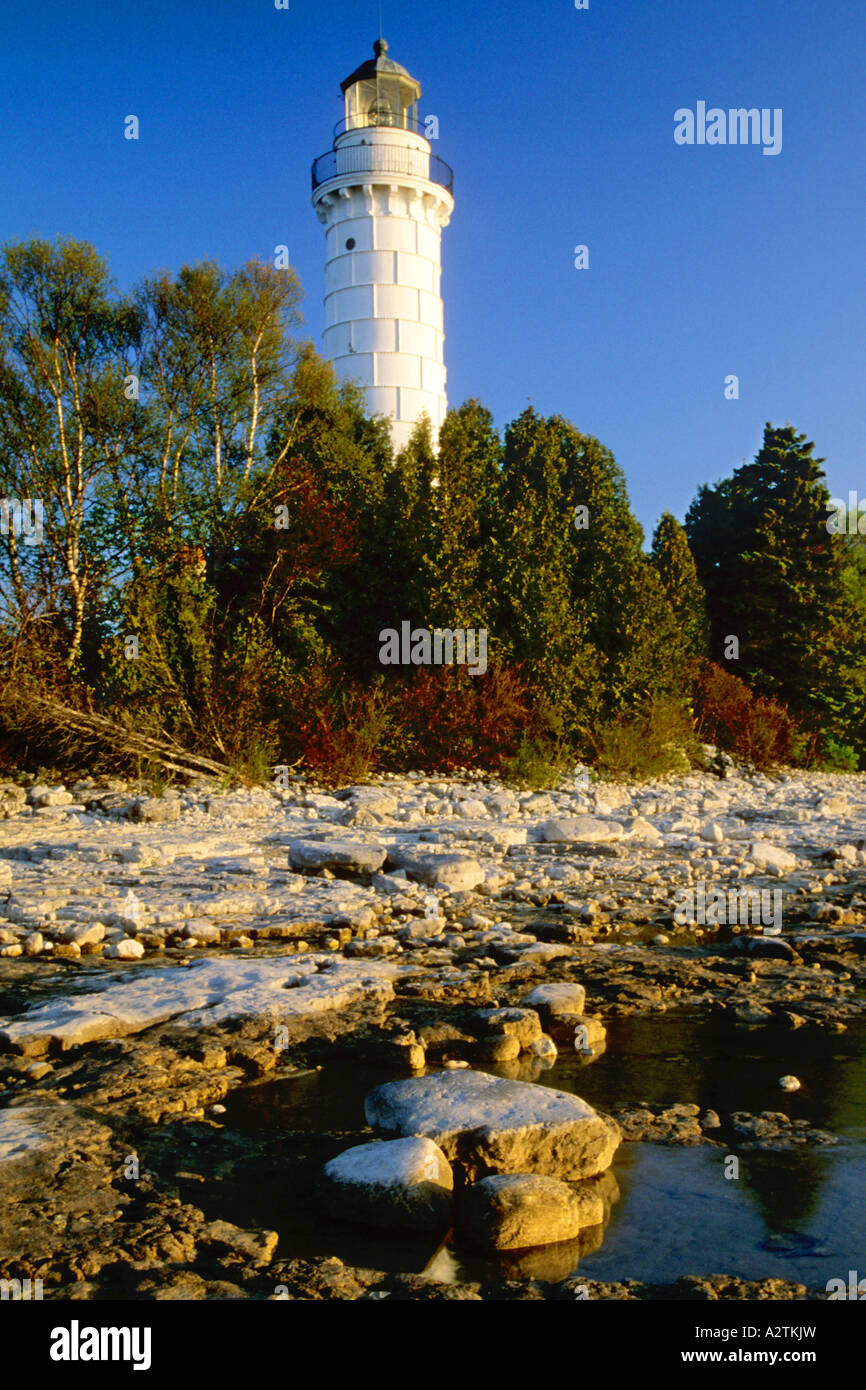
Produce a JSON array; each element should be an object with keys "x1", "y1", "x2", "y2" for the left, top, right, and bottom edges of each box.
[
  {"x1": 650, "y1": 512, "x2": 709, "y2": 657},
  {"x1": 686, "y1": 423, "x2": 858, "y2": 737}
]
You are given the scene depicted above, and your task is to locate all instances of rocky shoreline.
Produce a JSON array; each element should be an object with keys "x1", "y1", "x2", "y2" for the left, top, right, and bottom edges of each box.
[{"x1": 0, "y1": 763, "x2": 864, "y2": 1299}]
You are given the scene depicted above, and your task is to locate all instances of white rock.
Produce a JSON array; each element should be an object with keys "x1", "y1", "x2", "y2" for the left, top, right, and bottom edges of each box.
[
  {"x1": 748, "y1": 842, "x2": 798, "y2": 874},
  {"x1": 318, "y1": 1137, "x2": 453, "y2": 1233},
  {"x1": 0, "y1": 956, "x2": 396, "y2": 1053},
  {"x1": 522, "y1": 982, "x2": 586, "y2": 1017},
  {"x1": 365, "y1": 1070, "x2": 620, "y2": 1180},
  {"x1": 26, "y1": 785, "x2": 73, "y2": 808},
  {"x1": 700, "y1": 821, "x2": 725, "y2": 843},
  {"x1": 778, "y1": 1075, "x2": 801, "y2": 1091},
  {"x1": 453, "y1": 798, "x2": 488, "y2": 820},
  {"x1": 539, "y1": 817, "x2": 624, "y2": 844},
  {"x1": 104, "y1": 938, "x2": 145, "y2": 960}
]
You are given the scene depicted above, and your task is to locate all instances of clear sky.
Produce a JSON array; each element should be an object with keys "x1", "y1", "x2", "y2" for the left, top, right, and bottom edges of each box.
[{"x1": 2, "y1": 0, "x2": 863, "y2": 539}]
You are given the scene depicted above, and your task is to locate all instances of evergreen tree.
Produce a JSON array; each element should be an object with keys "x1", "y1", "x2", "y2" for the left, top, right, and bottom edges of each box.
[
  {"x1": 686, "y1": 423, "x2": 859, "y2": 739},
  {"x1": 650, "y1": 512, "x2": 709, "y2": 657},
  {"x1": 490, "y1": 408, "x2": 688, "y2": 742}
]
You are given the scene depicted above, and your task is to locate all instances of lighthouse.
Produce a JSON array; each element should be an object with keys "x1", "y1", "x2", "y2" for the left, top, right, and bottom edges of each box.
[{"x1": 311, "y1": 39, "x2": 454, "y2": 451}]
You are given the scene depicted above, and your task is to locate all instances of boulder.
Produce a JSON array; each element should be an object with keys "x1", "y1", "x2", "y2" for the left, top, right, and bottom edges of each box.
[
  {"x1": 386, "y1": 849, "x2": 484, "y2": 893},
  {"x1": 539, "y1": 816, "x2": 623, "y2": 844},
  {"x1": 365, "y1": 1069, "x2": 621, "y2": 1181},
  {"x1": 453, "y1": 798, "x2": 488, "y2": 820},
  {"x1": 521, "y1": 982, "x2": 586, "y2": 1021},
  {"x1": 104, "y1": 938, "x2": 145, "y2": 960},
  {"x1": 131, "y1": 796, "x2": 181, "y2": 823},
  {"x1": 317, "y1": 1137, "x2": 453, "y2": 1234},
  {"x1": 473, "y1": 1007, "x2": 542, "y2": 1048},
  {"x1": 748, "y1": 841, "x2": 798, "y2": 874},
  {"x1": 26, "y1": 785, "x2": 73, "y2": 808},
  {"x1": 459, "y1": 1172, "x2": 606, "y2": 1251},
  {"x1": 288, "y1": 839, "x2": 386, "y2": 875}
]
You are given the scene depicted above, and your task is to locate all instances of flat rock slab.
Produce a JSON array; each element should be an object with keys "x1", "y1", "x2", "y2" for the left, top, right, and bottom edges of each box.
[
  {"x1": 288, "y1": 839, "x2": 386, "y2": 874},
  {"x1": 318, "y1": 1137, "x2": 453, "y2": 1234},
  {"x1": 538, "y1": 817, "x2": 624, "y2": 844},
  {"x1": 364, "y1": 1070, "x2": 621, "y2": 1181},
  {"x1": 386, "y1": 849, "x2": 484, "y2": 893},
  {"x1": 0, "y1": 1104, "x2": 54, "y2": 1163},
  {"x1": 0, "y1": 957, "x2": 396, "y2": 1055},
  {"x1": 459, "y1": 1172, "x2": 604, "y2": 1251}
]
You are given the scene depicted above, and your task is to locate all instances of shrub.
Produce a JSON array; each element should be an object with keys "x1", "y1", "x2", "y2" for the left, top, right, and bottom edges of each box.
[
  {"x1": 693, "y1": 660, "x2": 799, "y2": 769},
  {"x1": 591, "y1": 698, "x2": 701, "y2": 780},
  {"x1": 289, "y1": 679, "x2": 392, "y2": 787},
  {"x1": 737, "y1": 696, "x2": 799, "y2": 768},
  {"x1": 500, "y1": 735, "x2": 574, "y2": 790},
  {"x1": 389, "y1": 662, "x2": 535, "y2": 772},
  {"x1": 819, "y1": 737, "x2": 860, "y2": 773}
]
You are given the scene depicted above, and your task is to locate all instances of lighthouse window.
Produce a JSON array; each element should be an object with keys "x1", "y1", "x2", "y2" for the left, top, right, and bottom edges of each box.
[{"x1": 345, "y1": 238, "x2": 356, "y2": 250}]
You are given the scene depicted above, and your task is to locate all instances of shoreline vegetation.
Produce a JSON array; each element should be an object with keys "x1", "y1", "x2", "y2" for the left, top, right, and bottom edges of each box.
[{"x1": 2, "y1": 236, "x2": 866, "y2": 789}]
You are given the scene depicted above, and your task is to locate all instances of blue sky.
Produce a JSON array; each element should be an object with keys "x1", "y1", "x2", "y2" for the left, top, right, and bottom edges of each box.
[{"x1": 2, "y1": 0, "x2": 863, "y2": 539}]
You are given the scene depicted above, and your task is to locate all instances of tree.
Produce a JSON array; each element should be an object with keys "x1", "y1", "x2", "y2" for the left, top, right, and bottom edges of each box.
[
  {"x1": 650, "y1": 512, "x2": 709, "y2": 657},
  {"x1": 0, "y1": 237, "x2": 144, "y2": 671},
  {"x1": 686, "y1": 423, "x2": 861, "y2": 740}
]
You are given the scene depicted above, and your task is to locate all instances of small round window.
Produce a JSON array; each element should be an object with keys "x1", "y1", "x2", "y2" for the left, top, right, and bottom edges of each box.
[{"x1": 345, "y1": 237, "x2": 356, "y2": 250}]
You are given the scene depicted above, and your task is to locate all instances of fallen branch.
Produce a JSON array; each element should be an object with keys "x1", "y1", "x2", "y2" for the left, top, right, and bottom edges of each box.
[{"x1": 0, "y1": 687, "x2": 231, "y2": 779}]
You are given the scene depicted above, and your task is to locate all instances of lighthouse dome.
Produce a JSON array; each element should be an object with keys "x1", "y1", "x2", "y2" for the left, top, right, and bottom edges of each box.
[{"x1": 339, "y1": 38, "x2": 421, "y2": 132}]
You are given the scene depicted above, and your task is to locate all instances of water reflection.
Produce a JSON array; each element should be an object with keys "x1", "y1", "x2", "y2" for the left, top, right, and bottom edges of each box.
[{"x1": 216, "y1": 1012, "x2": 866, "y2": 1286}]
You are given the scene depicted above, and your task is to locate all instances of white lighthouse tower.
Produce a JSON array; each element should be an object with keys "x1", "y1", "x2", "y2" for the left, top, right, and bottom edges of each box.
[{"x1": 311, "y1": 39, "x2": 454, "y2": 451}]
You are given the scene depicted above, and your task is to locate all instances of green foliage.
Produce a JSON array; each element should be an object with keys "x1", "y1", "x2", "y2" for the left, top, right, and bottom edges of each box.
[
  {"x1": 3, "y1": 235, "x2": 865, "y2": 782},
  {"x1": 591, "y1": 698, "x2": 701, "y2": 780},
  {"x1": 686, "y1": 423, "x2": 866, "y2": 750},
  {"x1": 819, "y1": 737, "x2": 860, "y2": 773},
  {"x1": 650, "y1": 512, "x2": 710, "y2": 656},
  {"x1": 500, "y1": 735, "x2": 575, "y2": 791}
]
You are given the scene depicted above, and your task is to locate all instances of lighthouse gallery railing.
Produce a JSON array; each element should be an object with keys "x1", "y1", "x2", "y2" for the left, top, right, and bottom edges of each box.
[{"x1": 312, "y1": 144, "x2": 454, "y2": 196}]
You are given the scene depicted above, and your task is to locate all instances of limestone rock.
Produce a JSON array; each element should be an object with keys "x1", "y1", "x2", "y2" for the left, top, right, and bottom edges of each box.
[
  {"x1": 748, "y1": 841, "x2": 798, "y2": 874},
  {"x1": 387, "y1": 849, "x2": 484, "y2": 893},
  {"x1": 473, "y1": 1007, "x2": 543, "y2": 1048},
  {"x1": 104, "y1": 938, "x2": 146, "y2": 960},
  {"x1": 365, "y1": 1069, "x2": 621, "y2": 1181},
  {"x1": 522, "y1": 982, "x2": 587, "y2": 1021},
  {"x1": 459, "y1": 1173, "x2": 605, "y2": 1251},
  {"x1": 131, "y1": 796, "x2": 181, "y2": 823},
  {"x1": 539, "y1": 816, "x2": 623, "y2": 844},
  {"x1": 318, "y1": 1137, "x2": 453, "y2": 1234},
  {"x1": 288, "y1": 839, "x2": 386, "y2": 875},
  {"x1": 26, "y1": 785, "x2": 73, "y2": 808}
]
